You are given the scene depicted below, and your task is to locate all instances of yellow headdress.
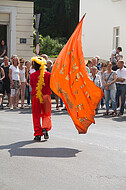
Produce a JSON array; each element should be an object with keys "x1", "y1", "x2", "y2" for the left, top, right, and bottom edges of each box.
[{"x1": 31, "y1": 56, "x2": 46, "y2": 104}]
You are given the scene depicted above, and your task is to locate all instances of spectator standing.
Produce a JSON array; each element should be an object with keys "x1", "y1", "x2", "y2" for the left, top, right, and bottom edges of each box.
[
  {"x1": 97, "y1": 62, "x2": 107, "y2": 108},
  {"x1": 86, "y1": 60, "x2": 92, "y2": 73},
  {"x1": 103, "y1": 62, "x2": 117, "y2": 116},
  {"x1": 41, "y1": 54, "x2": 48, "y2": 61},
  {"x1": 110, "y1": 47, "x2": 122, "y2": 66},
  {"x1": 29, "y1": 61, "x2": 35, "y2": 103},
  {"x1": 95, "y1": 56, "x2": 101, "y2": 70},
  {"x1": 17, "y1": 58, "x2": 28, "y2": 109},
  {"x1": 116, "y1": 60, "x2": 126, "y2": 116},
  {"x1": 0, "y1": 40, "x2": 7, "y2": 58},
  {"x1": 1, "y1": 56, "x2": 11, "y2": 107},
  {"x1": 30, "y1": 61, "x2": 35, "y2": 74},
  {"x1": 89, "y1": 66, "x2": 102, "y2": 113},
  {"x1": 92, "y1": 58, "x2": 97, "y2": 67},
  {"x1": 0, "y1": 64, "x2": 5, "y2": 108},
  {"x1": 46, "y1": 60, "x2": 52, "y2": 72},
  {"x1": 90, "y1": 66, "x2": 102, "y2": 88},
  {"x1": 1, "y1": 56, "x2": 11, "y2": 67},
  {"x1": 9, "y1": 56, "x2": 20, "y2": 110},
  {"x1": 86, "y1": 66, "x2": 90, "y2": 74},
  {"x1": 10, "y1": 55, "x2": 17, "y2": 65},
  {"x1": 25, "y1": 60, "x2": 31, "y2": 106}
]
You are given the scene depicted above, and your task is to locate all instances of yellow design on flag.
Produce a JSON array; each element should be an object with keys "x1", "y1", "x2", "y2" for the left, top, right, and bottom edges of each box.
[{"x1": 50, "y1": 15, "x2": 104, "y2": 134}]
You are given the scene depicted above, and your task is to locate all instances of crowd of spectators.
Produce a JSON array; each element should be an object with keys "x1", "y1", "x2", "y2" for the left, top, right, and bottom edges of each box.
[
  {"x1": 87, "y1": 47, "x2": 126, "y2": 116},
  {"x1": 0, "y1": 55, "x2": 35, "y2": 109},
  {"x1": 0, "y1": 42, "x2": 126, "y2": 116}
]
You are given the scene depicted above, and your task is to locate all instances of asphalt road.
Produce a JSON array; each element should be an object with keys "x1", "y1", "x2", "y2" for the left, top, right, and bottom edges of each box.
[{"x1": 0, "y1": 102, "x2": 126, "y2": 190}]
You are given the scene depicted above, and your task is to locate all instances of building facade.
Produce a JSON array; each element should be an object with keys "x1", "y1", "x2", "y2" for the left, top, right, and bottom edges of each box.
[
  {"x1": 80, "y1": 0, "x2": 126, "y2": 61},
  {"x1": 0, "y1": 0, "x2": 34, "y2": 61}
]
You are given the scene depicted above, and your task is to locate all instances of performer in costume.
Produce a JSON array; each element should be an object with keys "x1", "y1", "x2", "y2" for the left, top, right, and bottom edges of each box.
[{"x1": 30, "y1": 56, "x2": 52, "y2": 141}]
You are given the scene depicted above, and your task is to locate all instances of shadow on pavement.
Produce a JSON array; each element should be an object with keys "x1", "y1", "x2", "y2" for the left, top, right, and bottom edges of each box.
[
  {"x1": 0, "y1": 140, "x2": 81, "y2": 158},
  {"x1": 51, "y1": 109, "x2": 69, "y2": 116},
  {"x1": 19, "y1": 109, "x2": 32, "y2": 114},
  {"x1": 112, "y1": 116, "x2": 126, "y2": 122},
  {"x1": 2, "y1": 108, "x2": 32, "y2": 114},
  {"x1": 1, "y1": 107, "x2": 69, "y2": 116}
]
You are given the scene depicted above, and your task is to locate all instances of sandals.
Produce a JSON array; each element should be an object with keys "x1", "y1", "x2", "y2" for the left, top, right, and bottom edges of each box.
[
  {"x1": 111, "y1": 112, "x2": 117, "y2": 117},
  {"x1": 103, "y1": 111, "x2": 109, "y2": 116},
  {"x1": 109, "y1": 112, "x2": 114, "y2": 115},
  {"x1": 56, "y1": 106, "x2": 59, "y2": 110},
  {"x1": 118, "y1": 112, "x2": 123, "y2": 116},
  {"x1": 103, "y1": 111, "x2": 117, "y2": 117}
]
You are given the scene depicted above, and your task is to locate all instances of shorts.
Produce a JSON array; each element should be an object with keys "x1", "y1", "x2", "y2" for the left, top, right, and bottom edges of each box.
[
  {"x1": 0, "y1": 81, "x2": 3, "y2": 94},
  {"x1": 3, "y1": 81, "x2": 10, "y2": 94},
  {"x1": 10, "y1": 80, "x2": 19, "y2": 97}
]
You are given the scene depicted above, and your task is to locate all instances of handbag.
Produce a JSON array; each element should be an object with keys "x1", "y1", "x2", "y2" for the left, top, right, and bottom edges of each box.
[{"x1": 106, "y1": 72, "x2": 113, "y2": 83}]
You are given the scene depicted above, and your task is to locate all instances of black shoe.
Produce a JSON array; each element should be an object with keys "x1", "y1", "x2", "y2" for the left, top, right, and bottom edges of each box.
[
  {"x1": 118, "y1": 112, "x2": 123, "y2": 116},
  {"x1": 34, "y1": 135, "x2": 41, "y2": 141},
  {"x1": 0, "y1": 104, "x2": 4, "y2": 109},
  {"x1": 42, "y1": 129, "x2": 49, "y2": 139}
]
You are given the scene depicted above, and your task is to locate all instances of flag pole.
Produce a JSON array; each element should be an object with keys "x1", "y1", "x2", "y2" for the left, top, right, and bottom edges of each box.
[{"x1": 80, "y1": 13, "x2": 86, "y2": 21}]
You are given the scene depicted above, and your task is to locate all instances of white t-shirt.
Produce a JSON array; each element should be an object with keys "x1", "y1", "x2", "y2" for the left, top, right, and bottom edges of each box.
[
  {"x1": 30, "y1": 67, "x2": 35, "y2": 74},
  {"x1": 10, "y1": 65, "x2": 20, "y2": 81},
  {"x1": 110, "y1": 49, "x2": 117, "y2": 59},
  {"x1": 116, "y1": 67, "x2": 126, "y2": 84},
  {"x1": 111, "y1": 49, "x2": 116, "y2": 56},
  {"x1": 89, "y1": 73, "x2": 102, "y2": 88}
]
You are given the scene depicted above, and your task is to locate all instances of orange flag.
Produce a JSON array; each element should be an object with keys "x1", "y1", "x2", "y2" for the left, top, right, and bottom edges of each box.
[{"x1": 50, "y1": 15, "x2": 104, "y2": 134}]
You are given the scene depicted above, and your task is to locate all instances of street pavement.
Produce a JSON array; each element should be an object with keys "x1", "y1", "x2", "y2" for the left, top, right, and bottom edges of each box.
[{"x1": 0, "y1": 102, "x2": 126, "y2": 190}]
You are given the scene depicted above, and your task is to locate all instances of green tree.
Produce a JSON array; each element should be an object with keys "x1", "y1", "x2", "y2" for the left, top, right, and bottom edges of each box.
[
  {"x1": 33, "y1": 29, "x2": 64, "y2": 57},
  {"x1": 34, "y1": 0, "x2": 79, "y2": 39}
]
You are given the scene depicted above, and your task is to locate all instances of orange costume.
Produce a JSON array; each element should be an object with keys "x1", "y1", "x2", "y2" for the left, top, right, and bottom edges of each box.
[{"x1": 30, "y1": 57, "x2": 52, "y2": 140}]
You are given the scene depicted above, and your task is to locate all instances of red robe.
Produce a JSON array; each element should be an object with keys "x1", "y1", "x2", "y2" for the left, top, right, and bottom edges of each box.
[{"x1": 30, "y1": 70, "x2": 52, "y2": 136}]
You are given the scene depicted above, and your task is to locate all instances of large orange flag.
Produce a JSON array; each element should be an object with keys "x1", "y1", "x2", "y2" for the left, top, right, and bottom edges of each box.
[{"x1": 50, "y1": 15, "x2": 104, "y2": 134}]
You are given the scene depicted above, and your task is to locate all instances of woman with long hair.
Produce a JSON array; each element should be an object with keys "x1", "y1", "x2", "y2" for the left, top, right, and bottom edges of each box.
[
  {"x1": 103, "y1": 62, "x2": 117, "y2": 116},
  {"x1": 17, "y1": 58, "x2": 28, "y2": 108},
  {"x1": 9, "y1": 56, "x2": 21, "y2": 110}
]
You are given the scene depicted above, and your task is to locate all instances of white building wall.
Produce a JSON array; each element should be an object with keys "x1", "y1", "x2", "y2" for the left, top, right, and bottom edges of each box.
[
  {"x1": 0, "y1": 0, "x2": 34, "y2": 61},
  {"x1": 80, "y1": 0, "x2": 126, "y2": 61}
]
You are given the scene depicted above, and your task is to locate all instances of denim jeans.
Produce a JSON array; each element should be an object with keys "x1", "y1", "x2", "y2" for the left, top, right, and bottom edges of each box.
[
  {"x1": 101, "y1": 89, "x2": 104, "y2": 107},
  {"x1": 26, "y1": 86, "x2": 30, "y2": 105},
  {"x1": 60, "y1": 98, "x2": 63, "y2": 106},
  {"x1": 116, "y1": 84, "x2": 126, "y2": 114},
  {"x1": 104, "y1": 89, "x2": 117, "y2": 111}
]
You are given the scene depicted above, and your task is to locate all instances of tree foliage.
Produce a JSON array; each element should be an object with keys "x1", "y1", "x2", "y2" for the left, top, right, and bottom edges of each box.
[
  {"x1": 33, "y1": 28, "x2": 65, "y2": 56},
  {"x1": 34, "y1": 0, "x2": 79, "y2": 39}
]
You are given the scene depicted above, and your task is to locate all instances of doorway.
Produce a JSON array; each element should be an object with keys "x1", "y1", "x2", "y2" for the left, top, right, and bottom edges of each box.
[{"x1": 0, "y1": 24, "x2": 7, "y2": 55}]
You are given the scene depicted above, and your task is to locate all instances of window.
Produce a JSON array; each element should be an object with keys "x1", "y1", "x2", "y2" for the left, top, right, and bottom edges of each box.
[{"x1": 113, "y1": 27, "x2": 120, "y2": 49}]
